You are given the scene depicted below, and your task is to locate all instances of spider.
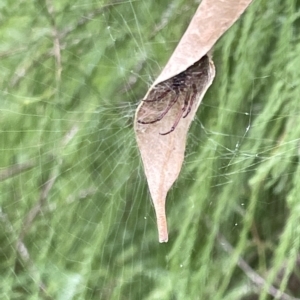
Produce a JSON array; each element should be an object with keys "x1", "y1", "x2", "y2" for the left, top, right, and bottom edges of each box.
[{"x1": 137, "y1": 55, "x2": 209, "y2": 135}]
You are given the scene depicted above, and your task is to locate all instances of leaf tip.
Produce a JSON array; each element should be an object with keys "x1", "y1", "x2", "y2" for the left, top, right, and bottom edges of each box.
[
  {"x1": 159, "y1": 236, "x2": 168, "y2": 243},
  {"x1": 157, "y1": 212, "x2": 168, "y2": 243}
]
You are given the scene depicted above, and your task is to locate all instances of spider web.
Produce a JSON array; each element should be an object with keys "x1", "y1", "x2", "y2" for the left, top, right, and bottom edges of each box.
[{"x1": 1, "y1": 0, "x2": 300, "y2": 299}]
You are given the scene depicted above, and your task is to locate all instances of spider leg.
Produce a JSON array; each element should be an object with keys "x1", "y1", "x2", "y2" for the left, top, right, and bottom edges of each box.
[
  {"x1": 142, "y1": 88, "x2": 172, "y2": 102},
  {"x1": 138, "y1": 94, "x2": 179, "y2": 125},
  {"x1": 159, "y1": 92, "x2": 190, "y2": 135},
  {"x1": 183, "y1": 84, "x2": 197, "y2": 118}
]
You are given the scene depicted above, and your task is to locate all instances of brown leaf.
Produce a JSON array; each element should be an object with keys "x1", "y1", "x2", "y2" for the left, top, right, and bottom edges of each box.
[
  {"x1": 155, "y1": 0, "x2": 254, "y2": 85},
  {"x1": 134, "y1": 0, "x2": 253, "y2": 243},
  {"x1": 135, "y1": 56, "x2": 215, "y2": 242}
]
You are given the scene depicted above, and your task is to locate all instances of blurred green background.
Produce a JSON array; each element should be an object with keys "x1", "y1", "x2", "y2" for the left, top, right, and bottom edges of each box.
[{"x1": 1, "y1": 0, "x2": 300, "y2": 299}]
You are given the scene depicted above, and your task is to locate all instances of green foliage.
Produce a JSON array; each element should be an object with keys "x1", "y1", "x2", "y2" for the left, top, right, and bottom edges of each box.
[{"x1": 1, "y1": 0, "x2": 300, "y2": 299}]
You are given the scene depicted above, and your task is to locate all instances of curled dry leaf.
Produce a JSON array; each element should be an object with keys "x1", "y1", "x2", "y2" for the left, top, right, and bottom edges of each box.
[
  {"x1": 155, "y1": 0, "x2": 254, "y2": 85},
  {"x1": 134, "y1": 0, "x2": 253, "y2": 243},
  {"x1": 135, "y1": 55, "x2": 215, "y2": 242}
]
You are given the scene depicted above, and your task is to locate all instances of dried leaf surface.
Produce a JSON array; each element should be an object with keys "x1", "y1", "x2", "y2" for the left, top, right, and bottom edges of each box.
[
  {"x1": 155, "y1": 0, "x2": 253, "y2": 85},
  {"x1": 134, "y1": 0, "x2": 253, "y2": 242},
  {"x1": 135, "y1": 56, "x2": 215, "y2": 242}
]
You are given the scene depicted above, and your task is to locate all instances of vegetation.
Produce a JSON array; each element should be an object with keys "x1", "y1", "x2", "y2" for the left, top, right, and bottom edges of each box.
[{"x1": 1, "y1": 0, "x2": 300, "y2": 299}]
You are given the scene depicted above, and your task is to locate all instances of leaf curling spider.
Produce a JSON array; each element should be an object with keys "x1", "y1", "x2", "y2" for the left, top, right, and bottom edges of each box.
[{"x1": 137, "y1": 55, "x2": 210, "y2": 135}]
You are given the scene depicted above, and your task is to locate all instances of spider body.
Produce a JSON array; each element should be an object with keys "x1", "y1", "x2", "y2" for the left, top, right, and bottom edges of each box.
[{"x1": 138, "y1": 55, "x2": 210, "y2": 135}]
